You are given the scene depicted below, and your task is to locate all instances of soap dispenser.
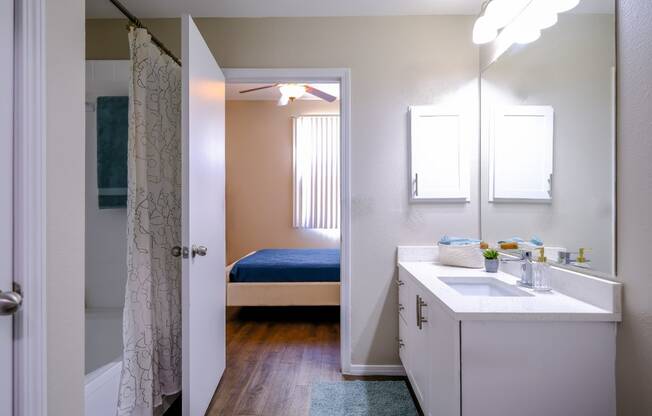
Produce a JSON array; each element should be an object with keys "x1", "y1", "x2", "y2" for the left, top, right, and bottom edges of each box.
[{"x1": 533, "y1": 248, "x2": 551, "y2": 292}]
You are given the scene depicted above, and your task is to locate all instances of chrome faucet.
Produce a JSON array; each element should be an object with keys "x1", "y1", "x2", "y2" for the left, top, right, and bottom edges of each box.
[
  {"x1": 557, "y1": 251, "x2": 576, "y2": 265},
  {"x1": 501, "y1": 250, "x2": 533, "y2": 287},
  {"x1": 557, "y1": 248, "x2": 591, "y2": 267}
]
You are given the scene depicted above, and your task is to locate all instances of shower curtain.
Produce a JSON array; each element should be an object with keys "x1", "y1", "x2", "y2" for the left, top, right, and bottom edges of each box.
[{"x1": 117, "y1": 28, "x2": 182, "y2": 416}]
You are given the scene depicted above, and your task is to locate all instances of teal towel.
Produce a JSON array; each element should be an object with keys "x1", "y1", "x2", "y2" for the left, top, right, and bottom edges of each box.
[
  {"x1": 439, "y1": 235, "x2": 481, "y2": 246},
  {"x1": 97, "y1": 96, "x2": 128, "y2": 208},
  {"x1": 497, "y1": 236, "x2": 544, "y2": 246}
]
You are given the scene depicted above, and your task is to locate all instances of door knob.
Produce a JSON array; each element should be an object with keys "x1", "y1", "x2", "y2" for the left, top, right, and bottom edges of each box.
[
  {"x1": 171, "y1": 246, "x2": 190, "y2": 258},
  {"x1": 192, "y1": 245, "x2": 208, "y2": 257},
  {"x1": 0, "y1": 290, "x2": 22, "y2": 316}
]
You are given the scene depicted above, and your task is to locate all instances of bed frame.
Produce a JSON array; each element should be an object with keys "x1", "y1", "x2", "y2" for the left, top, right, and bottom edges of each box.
[{"x1": 225, "y1": 252, "x2": 341, "y2": 306}]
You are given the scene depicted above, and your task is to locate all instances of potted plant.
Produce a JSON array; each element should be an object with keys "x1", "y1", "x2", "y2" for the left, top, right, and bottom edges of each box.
[{"x1": 483, "y1": 249, "x2": 500, "y2": 273}]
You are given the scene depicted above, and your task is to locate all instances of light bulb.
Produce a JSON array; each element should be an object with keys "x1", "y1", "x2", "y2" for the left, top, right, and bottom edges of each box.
[
  {"x1": 279, "y1": 84, "x2": 306, "y2": 100},
  {"x1": 528, "y1": 0, "x2": 559, "y2": 29},
  {"x1": 473, "y1": 16, "x2": 498, "y2": 44},
  {"x1": 552, "y1": 0, "x2": 581, "y2": 13},
  {"x1": 484, "y1": 0, "x2": 530, "y2": 29}
]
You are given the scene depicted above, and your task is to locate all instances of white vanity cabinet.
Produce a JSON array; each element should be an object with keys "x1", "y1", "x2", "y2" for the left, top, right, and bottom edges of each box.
[
  {"x1": 426, "y1": 293, "x2": 461, "y2": 416},
  {"x1": 397, "y1": 262, "x2": 619, "y2": 416},
  {"x1": 399, "y1": 267, "x2": 460, "y2": 416},
  {"x1": 397, "y1": 269, "x2": 429, "y2": 408}
]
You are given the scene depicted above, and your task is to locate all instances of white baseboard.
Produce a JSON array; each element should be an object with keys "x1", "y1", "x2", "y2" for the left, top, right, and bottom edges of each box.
[{"x1": 345, "y1": 364, "x2": 406, "y2": 376}]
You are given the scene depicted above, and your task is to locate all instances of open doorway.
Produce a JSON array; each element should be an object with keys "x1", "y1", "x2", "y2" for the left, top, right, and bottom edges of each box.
[{"x1": 208, "y1": 76, "x2": 348, "y2": 413}]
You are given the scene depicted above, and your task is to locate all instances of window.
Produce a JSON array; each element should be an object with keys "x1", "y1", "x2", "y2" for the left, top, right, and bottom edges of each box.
[{"x1": 293, "y1": 115, "x2": 340, "y2": 229}]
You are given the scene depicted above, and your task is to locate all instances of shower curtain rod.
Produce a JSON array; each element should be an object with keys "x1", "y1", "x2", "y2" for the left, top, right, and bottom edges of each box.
[{"x1": 108, "y1": 0, "x2": 182, "y2": 66}]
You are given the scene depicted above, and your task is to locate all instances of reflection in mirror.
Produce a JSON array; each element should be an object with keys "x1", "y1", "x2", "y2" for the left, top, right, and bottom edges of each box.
[{"x1": 480, "y1": 0, "x2": 616, "y2": 276}]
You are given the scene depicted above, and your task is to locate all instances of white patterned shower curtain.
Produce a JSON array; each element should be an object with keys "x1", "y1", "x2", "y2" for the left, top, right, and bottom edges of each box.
[{"x1": 117, "y1": 28, "x2": 182, "y2": 416}]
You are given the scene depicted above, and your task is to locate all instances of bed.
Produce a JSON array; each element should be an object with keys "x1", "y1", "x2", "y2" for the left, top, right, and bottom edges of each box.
[{"x1": 225, "y1": 248, "x2": 341, "y2": 306}]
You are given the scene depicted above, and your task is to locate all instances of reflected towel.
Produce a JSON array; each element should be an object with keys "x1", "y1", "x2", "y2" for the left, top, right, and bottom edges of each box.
[{"x1": 438, "y1": 235, "x2": 481, "y2": 246}]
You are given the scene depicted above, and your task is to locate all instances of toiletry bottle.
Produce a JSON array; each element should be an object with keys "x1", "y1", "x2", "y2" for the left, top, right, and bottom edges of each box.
[{"x1": 533, "y1": 248, "x2": 551, "y2": 292}]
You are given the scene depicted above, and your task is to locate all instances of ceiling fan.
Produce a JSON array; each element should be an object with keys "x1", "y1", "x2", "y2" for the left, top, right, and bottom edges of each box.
[{"x1": 239, "y1": 83, "x2": 337, "y2": 106}]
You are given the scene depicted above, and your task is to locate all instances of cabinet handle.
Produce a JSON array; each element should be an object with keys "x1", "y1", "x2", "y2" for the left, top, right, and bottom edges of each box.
[
  {"x1": 398, "y1": 303, "x2": 405, "y2": 311},
  {"x1": 418, "y1": 297, "x2": 428, "y2": 330},
  {"x1": 396, "y1": 279, "x2": 405, "y2": 286},
  {"x1": 414, "y1": 173, "x2": 419, "y2": 197},
  {"x1": 416, "y1": 295, "x2": 428, "y2": 330},
  {"x1": 416, "y1": 295, "x2": 421, "y2": 328}
]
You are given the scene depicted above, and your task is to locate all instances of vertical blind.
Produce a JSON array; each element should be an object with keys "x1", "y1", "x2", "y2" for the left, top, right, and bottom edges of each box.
[{"x1": 293, "y1": 115, "x2": 340, "y2": 229}]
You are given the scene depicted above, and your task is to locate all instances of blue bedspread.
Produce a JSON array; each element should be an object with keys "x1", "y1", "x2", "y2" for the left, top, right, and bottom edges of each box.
[{"x1": 229, "y1": 249, "x2": 340, "y2": 283}]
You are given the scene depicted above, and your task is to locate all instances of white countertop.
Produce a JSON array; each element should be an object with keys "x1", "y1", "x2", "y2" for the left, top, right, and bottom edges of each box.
[{"x1": 399, "y1": 260, "x2": 621, "y2": 322}]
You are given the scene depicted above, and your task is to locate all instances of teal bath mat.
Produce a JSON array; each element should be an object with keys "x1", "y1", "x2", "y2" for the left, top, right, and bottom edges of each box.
[{"x1": 310, "y1": 381, "x2": 418, "y2": 416}]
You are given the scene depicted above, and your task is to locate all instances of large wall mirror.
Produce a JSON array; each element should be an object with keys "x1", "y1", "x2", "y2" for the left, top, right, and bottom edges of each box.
[{"x1": 480, "y1": 0, "x2": 616, "y2": 277}]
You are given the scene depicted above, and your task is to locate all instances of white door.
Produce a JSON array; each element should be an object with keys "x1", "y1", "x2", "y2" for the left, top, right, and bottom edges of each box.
[
  {"x1": 181, "y1": 15, "x2": 226, "y2": 415},
  {"x1": 0, "y1": 0, "x2": 15, "y2": 413}
]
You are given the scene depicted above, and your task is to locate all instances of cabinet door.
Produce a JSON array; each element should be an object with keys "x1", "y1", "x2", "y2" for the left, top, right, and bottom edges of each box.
[
  {"x1": 398, "y1": 310, "x2": 409, "y2": 373},
  {"x1": 398, "y1": 269, "x2": 408, "y2": 322},
  {"x1": 411, "y1": 290, "x2": 430, "y2": 411},
  {"x1": 427, "y1": 295, "x2": 461, "y2": 416},
  {"x1": 409, "y1": 105, "x2": 470, "y2": 202},
  {"x1": 489, "y1": 105, "x2": 553, "y2": 201}
]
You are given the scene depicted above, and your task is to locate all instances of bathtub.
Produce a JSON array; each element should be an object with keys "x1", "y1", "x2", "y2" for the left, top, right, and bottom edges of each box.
[{"x1": 85, "y1": 308, "x2": 122, "y2": 416}]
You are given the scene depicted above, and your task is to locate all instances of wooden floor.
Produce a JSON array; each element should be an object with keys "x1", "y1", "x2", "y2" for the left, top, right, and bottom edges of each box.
[{"x1": 203, "y1": 306, "x2": 414, "y2": 416}]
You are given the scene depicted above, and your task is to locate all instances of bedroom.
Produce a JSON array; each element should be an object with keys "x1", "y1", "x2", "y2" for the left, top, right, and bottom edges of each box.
[
  {"x1": 221, "y1": 80, "x2": 344, "y2": 410},
  {"x1": 224, "y1": 81, "x2": 341, "y2": 309}
]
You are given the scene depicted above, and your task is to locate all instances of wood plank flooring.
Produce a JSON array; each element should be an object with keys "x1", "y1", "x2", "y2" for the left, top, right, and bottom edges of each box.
[{"x1": 202, "y1": 306, "x2": 417, "y2": 416}]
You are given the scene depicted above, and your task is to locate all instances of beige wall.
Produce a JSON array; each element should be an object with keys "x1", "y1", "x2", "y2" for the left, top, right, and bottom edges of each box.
[
  {"x1": 87, "y1": 16, "x2": 480, "y2": 366},
  {"x1": 226, "y1": 100, "x2": 340, "y2": 264},
  {"x1": 48, "y1": 0, "x2": 86, "y2": 414},
  {"x1": 616, "y1": 1, "x2": 652, "y2": 415}
]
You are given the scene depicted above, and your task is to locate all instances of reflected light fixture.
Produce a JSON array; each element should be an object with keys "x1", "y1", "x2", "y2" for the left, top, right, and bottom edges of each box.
[{"x1": 473, "y1": 0, "x2": 581, "y2": 45}]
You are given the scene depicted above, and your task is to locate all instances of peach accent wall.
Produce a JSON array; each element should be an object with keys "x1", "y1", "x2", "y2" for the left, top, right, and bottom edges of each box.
[{"x1": 225, "y1": 99, "x2": 340, "y2": 264}]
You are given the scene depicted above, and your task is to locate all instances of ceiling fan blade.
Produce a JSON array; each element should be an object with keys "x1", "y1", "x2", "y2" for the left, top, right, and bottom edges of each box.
[
  {"x1": 278, "y1": 95, "x2": 290, "y2": 106},
  {"x1": 239, "y1": 84, "x2": 278, "y2": 94},
  {"x1": 305, "y1": 85, "x2": 337, "y2": 102}
]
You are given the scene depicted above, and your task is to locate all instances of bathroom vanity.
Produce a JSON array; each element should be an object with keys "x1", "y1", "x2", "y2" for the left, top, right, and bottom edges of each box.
[{"x1": 397, "y1": 246, "x2": 621, "y2": 416}]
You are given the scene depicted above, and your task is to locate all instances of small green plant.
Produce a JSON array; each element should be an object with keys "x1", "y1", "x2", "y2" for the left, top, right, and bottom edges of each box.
[{"x1": 483, "y1": 248, "x2": 499, "y2": 260}]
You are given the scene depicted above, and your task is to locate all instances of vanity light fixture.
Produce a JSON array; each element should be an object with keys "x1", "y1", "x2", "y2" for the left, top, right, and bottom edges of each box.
[{"x1": 473, "y1": 0, "x2": 581, "y2": 45}]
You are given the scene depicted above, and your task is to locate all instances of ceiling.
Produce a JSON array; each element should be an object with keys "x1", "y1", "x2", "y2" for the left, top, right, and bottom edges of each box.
[
  {"x1": 88, "y1": 0, "x2": 485, "y2": 19},
  {"x1": 87, "y1": 0, "x2": 614, "y2": 20},
  {"x1": 226, "y1": 83, "x2": 340, "y2": 101}
]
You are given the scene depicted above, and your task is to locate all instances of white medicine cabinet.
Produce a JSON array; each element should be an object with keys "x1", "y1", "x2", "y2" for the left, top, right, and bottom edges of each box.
[
  {"x1": 408, "y1": 105, "x2": 470, "y2": 202},
  {"x1": 489, "y1": 105, "x2": 554, "y2": 202}
]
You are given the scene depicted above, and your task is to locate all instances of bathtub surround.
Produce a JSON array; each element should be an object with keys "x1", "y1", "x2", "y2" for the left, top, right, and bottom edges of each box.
[{"x1": 118, "y1": 28, "x2": 183, "y2": 416}]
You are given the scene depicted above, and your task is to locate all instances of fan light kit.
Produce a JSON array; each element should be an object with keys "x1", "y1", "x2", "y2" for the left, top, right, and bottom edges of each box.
[
  {"x1": 239, "y1": 83, "x2": 337, "y2": 106},
  {"x1": 473, "y1": 0, "x2": 581, "y2": 46}
]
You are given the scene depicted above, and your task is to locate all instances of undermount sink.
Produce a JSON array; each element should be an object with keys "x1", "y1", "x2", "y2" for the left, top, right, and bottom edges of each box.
[{"x1": 439, "y1": 276, "x2": 533, "y2": 297}]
